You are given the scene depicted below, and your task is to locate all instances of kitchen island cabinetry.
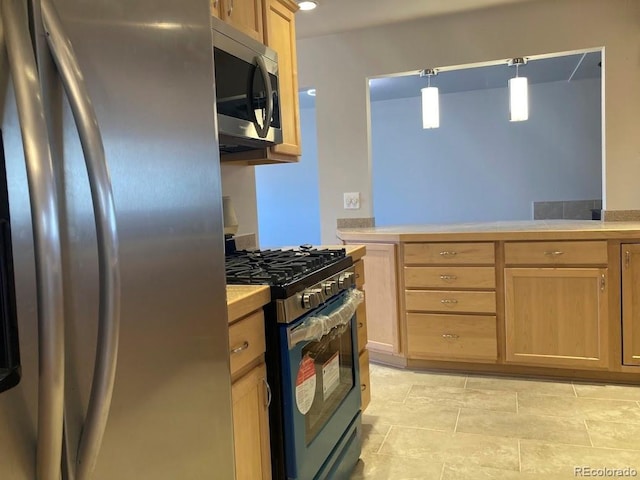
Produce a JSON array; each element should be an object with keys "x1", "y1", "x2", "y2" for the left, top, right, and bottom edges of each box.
[
  {"x1": 227, "y1": 286, "x2": 272, "y2": 480},
  {"x1": 622, "y1": 244, "x2": 640, "y2": 366},
  {"x1": 404, "y1": 242, "x2": 498, "y2": 362},
  {"x1": 338, "y1": 221, "x2": 640, "y2": 382}
]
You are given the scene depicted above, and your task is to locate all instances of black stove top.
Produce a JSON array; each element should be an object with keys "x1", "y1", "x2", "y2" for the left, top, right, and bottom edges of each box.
[{"x1": 225, "y1": 246, "x2": 352, "y2": 298}]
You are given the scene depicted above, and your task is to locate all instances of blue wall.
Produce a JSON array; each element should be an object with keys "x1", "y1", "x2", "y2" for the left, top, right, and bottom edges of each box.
[
  {"x1": 371, "y1": 79, "x2": 602, "y2": 226},
  {"x1": 255, "y1": 101, "x2": 321, "y2": 247}
]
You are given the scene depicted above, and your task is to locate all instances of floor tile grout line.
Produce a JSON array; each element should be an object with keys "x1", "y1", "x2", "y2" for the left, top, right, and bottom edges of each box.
[
  {"x1": 571, "y1": 383, "x2": 578, "y2": 397},
  {"x1": 584, "y1": 419, "x2": 594, "y2": 447},
  {"x1": 453, "y1": 408, "x2": 461, "y2": 433},
  {"x1": 464, "y1": 376, "x2": 468, "y2": 389},
  {"x1": 517, "y1": 439, "x2": 522, "y2": 473},
  {"x1": 515, "y1": 391, "x2": 519, "y2": 414},
  {"x1": 375, "y1": 425, "x2": 394, "y2": 455}
]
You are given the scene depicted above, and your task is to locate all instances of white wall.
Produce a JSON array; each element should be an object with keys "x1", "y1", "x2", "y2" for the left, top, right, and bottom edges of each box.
[
  {"x1": 220, "y1": 163, "x2": 258, "y2": 239},
  {"x1": 371, "y1": 79, "x2": 602, "y2": 225},
  {"x1": 297, "y1": 0, "x2": 640, "y2": 242},
  {"x1": 255, "y1": 104, "x2": 322, "y2": 247}
]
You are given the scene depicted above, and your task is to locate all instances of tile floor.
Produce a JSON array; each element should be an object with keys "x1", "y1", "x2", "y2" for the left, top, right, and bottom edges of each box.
[{"x1": 351, "y1": 364, "x2": 640, "y2": 479}]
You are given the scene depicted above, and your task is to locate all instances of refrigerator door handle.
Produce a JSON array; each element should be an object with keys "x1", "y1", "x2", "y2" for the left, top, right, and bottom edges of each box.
[
  {"x1": 1, "y1": 1, "x2": 66, "y2": 479},
  {"x1": 41, "y1": 1, "x2": 121, "y2": 479}
]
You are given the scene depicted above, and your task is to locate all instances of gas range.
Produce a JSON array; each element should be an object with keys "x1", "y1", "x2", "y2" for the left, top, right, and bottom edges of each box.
[{"x1": 225, "y1": 246, "x2": 353, "y2": 300}]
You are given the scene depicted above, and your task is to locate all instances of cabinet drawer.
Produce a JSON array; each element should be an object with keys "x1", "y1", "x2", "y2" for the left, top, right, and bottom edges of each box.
[
  {"x1": 504, "y1": 241, "x2": 607, "y2": 265},
  {"x1": 404, "y1": 242, "x2": 495, "y2": 265},
  {"x1": 359, "y1": 350, "x2": 371, "y2": 411},
  {"x1": 407, "y1": 314, "x2": 497, "y2": 361},
  {"x1": 354, "y1": 260, "x2": 365, "y2": 287},
  {"x1": 229, "y1": 310, "x2": 266, "y2": 377},
  {"x1": 356, "y1": 302, "x2": 368, "y2": 352},
  {"x1": 405, "y1": 290, "x2": 496, "y2": 313},
  {"x1": 404, "y1": 266, "x2": 495, "y2": 289}
]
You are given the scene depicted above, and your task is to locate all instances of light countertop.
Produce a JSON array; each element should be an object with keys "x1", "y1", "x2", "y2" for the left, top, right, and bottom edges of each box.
[
  {"x1": 337, "y1": 220, "x2": 640, "y2": 242},
  {"x1": 226, "y1": 285, "x2": 270, "y2": 323}
]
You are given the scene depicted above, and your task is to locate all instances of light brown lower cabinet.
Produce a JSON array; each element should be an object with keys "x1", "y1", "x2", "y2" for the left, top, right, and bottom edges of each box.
[
  {"x1": 361, "y1": 243, "x2": 400, "y2": 354},
  {"x1": 406, "y1": 313, "x2": 497, "y2": 361},
  {"x1": 505, "y1": 267, "x2": 609, "y2": 369},
  {"x1": 622, "y1": 244, "x2": 640, "y2": 366},
  {"x1": 232, "y1": 363, "x2": 271, "y2": 480},
  {"x1": 358, "y1": 349, "x2": 371, "y2": 410}
]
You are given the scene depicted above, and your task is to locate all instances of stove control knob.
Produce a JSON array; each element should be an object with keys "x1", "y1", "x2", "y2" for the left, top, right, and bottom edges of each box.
[
  {"x1": 302, "y1": 289, "x2": 322, "y2": 309},
  {"x1": 323, "y1": 280, "x2": 338, "y2": 296},
  {"x1": 338, "y1": 272, "x2": 355, "y2": 289}
]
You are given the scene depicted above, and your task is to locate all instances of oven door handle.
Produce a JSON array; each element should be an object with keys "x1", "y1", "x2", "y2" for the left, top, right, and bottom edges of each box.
[{"x1": 288, "y1": 289, "x2": 364, "y2": 349}]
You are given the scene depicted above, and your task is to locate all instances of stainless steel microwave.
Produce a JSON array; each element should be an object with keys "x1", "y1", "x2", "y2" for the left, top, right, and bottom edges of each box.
[{"x1": 212, "y1": 17, "x2": 282, "y2": 153}]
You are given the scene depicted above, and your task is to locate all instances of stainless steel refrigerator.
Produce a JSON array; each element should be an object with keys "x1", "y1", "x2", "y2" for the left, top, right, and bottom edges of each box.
[{"x1": 0, "y1": 0, "x2": 235, "y2": 479}]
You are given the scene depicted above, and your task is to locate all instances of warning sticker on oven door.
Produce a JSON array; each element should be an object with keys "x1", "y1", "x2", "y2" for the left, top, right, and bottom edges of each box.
[
  {"x1": 295, "y1": 355, "x2": 317, "y2": 415},
  {"x1": 322, "y1": 352, "x2": 340, "y2": 400}
]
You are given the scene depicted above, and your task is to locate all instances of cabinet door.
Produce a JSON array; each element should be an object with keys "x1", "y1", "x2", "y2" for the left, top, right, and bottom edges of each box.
[
  {"x1": 505, "y1": 268, "x2": 609, "y2": 369},
  {"x1": 265, "y1": 0, "x2": 301, "y2": 157},
  {"x1": 221, "y1": 0, "x2": 264, "y2": 41},
  {"x1": 622, "y1": 244, "x2": 640, "y2": 366},
  {"x1": 210, "y1": 0, "x2": 221, "y2": 18},
  {"x1": 232, "y1": 363, "x2": 271, "y2": 480},
  {"x1": 362, "y1": 244, "x2": 400, "y2": 354},
  {"x1": 359, "y1": 349, "x2": 371, "y2": 411}
]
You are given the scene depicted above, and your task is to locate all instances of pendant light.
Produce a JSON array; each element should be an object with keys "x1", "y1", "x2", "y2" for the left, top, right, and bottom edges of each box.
[
  {"x1": 420, "y1": 69, "x2": 439, "y2": 129},
  {"x1": 508, "y1": 58, "x2": 528, "y2": 122}
]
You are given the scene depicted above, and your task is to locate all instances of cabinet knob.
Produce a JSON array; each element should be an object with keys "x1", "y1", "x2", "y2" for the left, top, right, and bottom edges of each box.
[{"x1": 361, "y1": 384, "x2": 367, "y2": 391}]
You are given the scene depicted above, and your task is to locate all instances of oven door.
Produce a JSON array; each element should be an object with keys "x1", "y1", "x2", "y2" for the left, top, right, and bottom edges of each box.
[{"x1": 279, "y1": 290, "x2": 362, "y2": 480}]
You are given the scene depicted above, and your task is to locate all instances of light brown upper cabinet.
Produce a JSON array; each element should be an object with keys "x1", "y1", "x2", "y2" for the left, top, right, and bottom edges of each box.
[
  {"x1": 212, "y1": 0, "x2": 265, "y2": 41},
  {"x1": 622, "y1": 244, "x2": 640, "y2": 366}
]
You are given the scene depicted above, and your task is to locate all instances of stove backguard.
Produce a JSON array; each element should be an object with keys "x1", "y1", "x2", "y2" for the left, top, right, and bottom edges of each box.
[{"x1": 0, "y1": 133, "x2": 20, "y2": 394}]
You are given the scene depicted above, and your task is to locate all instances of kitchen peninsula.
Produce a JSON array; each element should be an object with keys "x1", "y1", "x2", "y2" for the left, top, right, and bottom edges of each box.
[{"x1": 338, "y1": 220, "x2": 640, "y2": 383}]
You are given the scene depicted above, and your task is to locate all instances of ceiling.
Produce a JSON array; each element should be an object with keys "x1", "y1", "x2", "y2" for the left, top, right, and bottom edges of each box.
[
  {"x1": 299, "y1": 51, "x2": 601, "y2": 107},
  {"x1": 295, "y1": 0, "x2": 538, "y2": 39},
  {"x1": 369, "y1": 51, "x2": 602, "y2": 101}
]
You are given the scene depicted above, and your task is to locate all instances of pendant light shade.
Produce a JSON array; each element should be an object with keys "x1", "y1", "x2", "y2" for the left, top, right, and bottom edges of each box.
[
  {"x1": 508, "y1": 58, "x2": 528, "y2": 122},
  {"x1": 420, "y1": 68, "x2": 439, "y2": 129},
  {"x1": 421, "y1": 86, "x2": 440, "y2": 129}
]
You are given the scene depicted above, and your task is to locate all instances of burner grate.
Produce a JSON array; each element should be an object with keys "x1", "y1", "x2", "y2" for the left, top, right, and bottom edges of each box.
[{"x1": 225, "y1": 247, "x2": 347, "y2": 286}]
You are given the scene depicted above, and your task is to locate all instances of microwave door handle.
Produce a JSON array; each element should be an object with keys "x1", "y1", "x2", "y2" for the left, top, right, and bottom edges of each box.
[
  {"x1": 2, "y1": 1, "x2": 66, "y2": 479},
  {"x1": 41, "y1": 1, "x2": 122, "y2": 479},
  {"x1": 255, "y1": 56, "x2": 273, "y2": 139}
]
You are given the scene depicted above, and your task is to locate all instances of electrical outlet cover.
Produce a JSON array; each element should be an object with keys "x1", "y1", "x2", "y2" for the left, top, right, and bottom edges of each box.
[{"x1": 343, "y1": 192, "x2": 360, "y2": 210}]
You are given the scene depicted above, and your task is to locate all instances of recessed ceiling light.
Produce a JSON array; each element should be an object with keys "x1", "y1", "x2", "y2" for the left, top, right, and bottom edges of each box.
[
  {"x1": 307, "y1": 88, "x2": 316, "y2": 96},
  {"x1": 298, "y1": 1, "x2": 318, "y2": 11}
]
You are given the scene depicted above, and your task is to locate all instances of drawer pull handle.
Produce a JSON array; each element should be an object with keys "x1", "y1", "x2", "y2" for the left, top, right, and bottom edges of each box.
[
  {"x1": 439, "y1": 251, "x2": 457, "y2": 256},
  {"x1": 263, "y1": 378, "x2": 272, "y2": 408},
  {"x1": 230, "y1": 341, "x2": 249, "y2": 354},
  {"x1": 358, "y1": 322, "x2": 364, "y2": 328},
  {"x1": 442, "y1": 334, "x2": 460, "y2": 339},
  {"x1": 626, "y1": 251, "x2": 631, "y2": 269},
  {"x1": 361, "y1": 384, "x2": 367, "y2": 391},
  {"x1": 440, "y1": 299, "x2": 458, "y2": 305},
  {"x1": 440, "y1": 274, "x2": 457, "y2": 281},
  {"x1": 544, "y1": 251, "x2": 564, "y2": 256}
]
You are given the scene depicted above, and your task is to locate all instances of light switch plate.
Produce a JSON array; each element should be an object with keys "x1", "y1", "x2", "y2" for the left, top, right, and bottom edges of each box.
[{"x1": 343, "y1": 192, "x2": 360, "y2": 210}]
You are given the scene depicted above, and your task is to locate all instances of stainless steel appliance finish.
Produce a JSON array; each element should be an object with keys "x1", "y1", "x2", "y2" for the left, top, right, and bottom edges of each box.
[
  {"x1": 211, "y1": 15, "x2": 283, "y2": 152},
  {"x1": 276, "y1": 266, "x2": 356, "y2": 323},
  {"x1": 0, "y1": 0, "x2": 235, "y2": 479}
]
